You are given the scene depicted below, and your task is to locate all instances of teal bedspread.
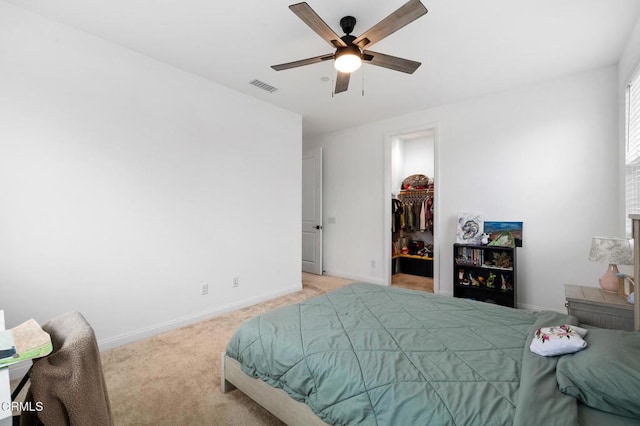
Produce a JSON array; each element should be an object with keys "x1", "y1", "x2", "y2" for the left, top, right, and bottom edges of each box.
[{"x1": 226, "y1": 283, "x2": 580, "y2": 425}]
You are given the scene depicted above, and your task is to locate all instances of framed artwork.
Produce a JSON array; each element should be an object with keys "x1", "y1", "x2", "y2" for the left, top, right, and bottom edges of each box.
[
  {"x1": 484, "y1": 221, "x2": 523, "y2": 247},
  {"x1": 456, "y1": 213, "x2": 484, "y2": 244}
]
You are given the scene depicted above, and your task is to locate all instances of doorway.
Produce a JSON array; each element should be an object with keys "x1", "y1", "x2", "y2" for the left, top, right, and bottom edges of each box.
[
  {"x1": 384, "y1": 125, "x2": 438, "y2": 292},
  {"x1": 302, "y1": 147, "x2": 323, "y2": 274}
]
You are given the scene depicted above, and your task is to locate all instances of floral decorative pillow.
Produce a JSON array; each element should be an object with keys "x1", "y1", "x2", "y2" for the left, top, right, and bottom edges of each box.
[{"x1": 529, "y1": 324, "x2": 587, "y2": 356}]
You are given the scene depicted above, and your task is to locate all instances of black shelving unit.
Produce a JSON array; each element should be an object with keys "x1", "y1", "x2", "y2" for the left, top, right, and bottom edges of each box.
[
  {"x1": 393, "y1": 255, "x2": 433, "y2": 277},
  {"x1": 453, "y1": 243, "x2": 517, "y2": 308}
]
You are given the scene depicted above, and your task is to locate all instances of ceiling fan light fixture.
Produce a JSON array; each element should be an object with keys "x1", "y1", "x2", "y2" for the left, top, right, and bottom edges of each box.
[
  {"x1": 334, "y1": 45, "x2": 362, "y2": 73},
  {"x1": 271, "y1": 1, "x2": 428, "y2": 93}
]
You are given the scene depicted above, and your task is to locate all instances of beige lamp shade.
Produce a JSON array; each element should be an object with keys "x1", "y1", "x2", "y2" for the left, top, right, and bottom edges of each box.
[{"x1": 588, "y1": 237, "x2": 633, "y2": 292}]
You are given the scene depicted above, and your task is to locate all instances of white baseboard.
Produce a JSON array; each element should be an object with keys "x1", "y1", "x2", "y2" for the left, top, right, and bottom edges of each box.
[
  {"x1": 517, "y1": 302, "x2": 562, "y2": 313},
  {"x1": 8, "y1": 284, "x2": 302, "y2": 380},
  {"x1": 322, "y1": 270, "x2": 385, "y2": 286},
  {"x1": 97, "y1": 284, "x2": 303, "y2": 351}
]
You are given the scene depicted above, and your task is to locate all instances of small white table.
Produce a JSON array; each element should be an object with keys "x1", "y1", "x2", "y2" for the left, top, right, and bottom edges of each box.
[{"x1": 0, "y1": 310, "x2": 12, "y2": 425}]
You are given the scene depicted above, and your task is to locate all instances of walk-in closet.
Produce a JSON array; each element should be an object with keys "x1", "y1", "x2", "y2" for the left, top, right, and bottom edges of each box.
[{"x1": 391, "y1": 130, "x2": 435, "y2": 291}]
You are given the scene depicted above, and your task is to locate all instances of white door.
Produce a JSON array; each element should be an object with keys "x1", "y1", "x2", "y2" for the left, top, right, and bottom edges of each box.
[{"x1": 302, "y1": 147, "x2": 322, "y2": 274}]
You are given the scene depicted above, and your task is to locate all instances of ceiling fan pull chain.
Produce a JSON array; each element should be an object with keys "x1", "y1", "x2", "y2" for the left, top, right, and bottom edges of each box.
[{"x1": 362, "y1": 65, "x2": 365, "y2": 97}]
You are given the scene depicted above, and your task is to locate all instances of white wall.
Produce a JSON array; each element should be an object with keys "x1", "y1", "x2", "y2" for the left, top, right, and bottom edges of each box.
[
  {"x1": 306, "y1": 66, "x2": 619, "y2": 312},
  {"x1": 391, "y1": 139, "x2": 405, "y2": 194},
  {"x1": 401, "y1": 137, "x2": 435, "y2": 185},
  {"x1": 0, "y1": 2, "x2": 302, "y2": 355},
  {"x1": 391, "y1": 136, "x2": 435, "y2": 193}
]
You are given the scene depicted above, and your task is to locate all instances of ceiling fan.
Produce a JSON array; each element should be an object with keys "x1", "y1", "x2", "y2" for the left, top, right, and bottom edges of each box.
[{"x1": 271, "y1": 0, "x2": 428, "y2": 94}]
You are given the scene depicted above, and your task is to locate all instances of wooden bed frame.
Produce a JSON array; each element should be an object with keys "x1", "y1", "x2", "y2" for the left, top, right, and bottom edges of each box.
[
  {"x1": 221, "y1": 216, "x2": 640, "y2": 424},
  {"x1": 220, "y1": 353, "x2": 328, "y2": 425}
]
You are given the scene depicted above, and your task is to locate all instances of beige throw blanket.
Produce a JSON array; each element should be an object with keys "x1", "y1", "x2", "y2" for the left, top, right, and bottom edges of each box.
[{"x1": 21, "y1": 312, "x2": 113, "y2": 426}]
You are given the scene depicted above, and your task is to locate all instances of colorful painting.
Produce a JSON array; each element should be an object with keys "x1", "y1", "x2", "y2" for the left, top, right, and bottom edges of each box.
[
  {"x1": 484, "y1": 221, "x2": 523, "y2": 247},
  {"x1": 456, "y1": 213, "x2": 484, "y2": 244}
]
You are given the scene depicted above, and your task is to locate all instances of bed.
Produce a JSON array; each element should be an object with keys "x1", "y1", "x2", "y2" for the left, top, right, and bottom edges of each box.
[
  {"x1": 222, "y1": 283, "x2": 639, "y2": 425},
  {"x1": 221, "y1": 217, "x2": 640, "y2": 425}
]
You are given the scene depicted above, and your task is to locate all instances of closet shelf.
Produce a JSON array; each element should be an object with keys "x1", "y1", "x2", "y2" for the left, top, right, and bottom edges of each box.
[
  {"x1": 397, "y1": 189, "x2": 433, "y2": 202},
  {"x1": 393, "y1": 254, "x2": 433, "y2": 261}
]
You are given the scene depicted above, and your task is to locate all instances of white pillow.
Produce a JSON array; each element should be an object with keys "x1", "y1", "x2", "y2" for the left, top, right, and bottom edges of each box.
[{"x1": 529, "y1": 324, "x2": 587, "y2": 357}]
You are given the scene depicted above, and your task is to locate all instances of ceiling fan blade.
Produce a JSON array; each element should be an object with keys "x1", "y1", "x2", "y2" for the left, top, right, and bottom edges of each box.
[
  {"x1": 335, "y1": 72, "x2": 350, "y2": 94},
  {"x1": 353, "y1": 0, "x2": 427, "y2": 50},
  {"x1": 363, "y1": 50, "x2": 421, "y2": 74},
  {"x1": 289, "y1": 2, "x2": 347, "y2": 48},
  {"x1": 272, "y1": 53, "x2": 334, "y2": 71}
]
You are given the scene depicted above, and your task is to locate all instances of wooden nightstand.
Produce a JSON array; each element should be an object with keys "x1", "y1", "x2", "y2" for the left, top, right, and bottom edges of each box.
[{"x1": 564, "y1": 284, "x2": 634, "y2": 331}]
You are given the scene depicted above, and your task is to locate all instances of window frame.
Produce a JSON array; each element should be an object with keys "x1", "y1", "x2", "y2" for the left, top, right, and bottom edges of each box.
[{"x1": 625, "y1": 64, "x2": 640, "y2": 236}]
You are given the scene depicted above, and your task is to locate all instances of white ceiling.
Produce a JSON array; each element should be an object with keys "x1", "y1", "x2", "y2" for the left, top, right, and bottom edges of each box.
[{"x1": 6, "y1": 0, "x2": 640, "y2": 138}]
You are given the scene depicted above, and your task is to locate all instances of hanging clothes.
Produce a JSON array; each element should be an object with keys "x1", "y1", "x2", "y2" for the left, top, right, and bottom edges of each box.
[
  {"x1": 397, "y1": 189, "x2": 435, "y2": 234},
  {"x1": 405, "y1": 203, "x2": 416, "y2": 232},
  {"x1": 392, "y1": 198, "x2": 403, "y2": 232},
  {"x1": 414, "y1": 202, "x2": 421, "y2": 231},
  {"x1": 425, "y1": 194, "x2": 434, "y2": 233}
]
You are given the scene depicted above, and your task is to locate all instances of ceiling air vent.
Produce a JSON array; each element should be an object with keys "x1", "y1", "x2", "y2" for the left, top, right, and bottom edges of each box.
[{"x1": 249, "y1": 79, "x2": 278, "y2": 93}]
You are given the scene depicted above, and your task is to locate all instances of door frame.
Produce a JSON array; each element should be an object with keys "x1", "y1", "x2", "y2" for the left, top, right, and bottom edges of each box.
[{"x1": 383, "y1": 123, "x2": 440, "y2": 292}]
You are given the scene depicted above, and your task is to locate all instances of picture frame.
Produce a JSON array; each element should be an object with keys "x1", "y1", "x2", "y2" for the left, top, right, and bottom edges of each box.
[
  {"x1": 456, "y1": 213, "x2": 484, "y2": 244},
  {"x1": 484, "y1": 221, "x2": 523, "y2": 247}
]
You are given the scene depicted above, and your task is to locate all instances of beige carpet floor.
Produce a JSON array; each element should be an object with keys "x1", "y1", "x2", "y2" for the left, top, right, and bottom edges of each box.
[
  {"x1": 11, "y1": 272, "x2": 432, "y2": 425},
  {"x1": 391, "y1": 273, "x2": 434, "y2": 293}
]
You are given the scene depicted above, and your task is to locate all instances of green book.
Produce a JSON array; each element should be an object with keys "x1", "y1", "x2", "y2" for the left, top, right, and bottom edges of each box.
[{"x1": 0, "y1": 319, "x2": 52, "y2": 368}]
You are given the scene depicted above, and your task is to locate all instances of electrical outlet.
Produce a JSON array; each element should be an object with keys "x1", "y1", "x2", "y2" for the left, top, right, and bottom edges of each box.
[
  {"x1": 233, "y1": 277, "x2": 239, "y2": 288},
  {"x1": 201, "y1": 283, "x2": 208, "y2": 295}
]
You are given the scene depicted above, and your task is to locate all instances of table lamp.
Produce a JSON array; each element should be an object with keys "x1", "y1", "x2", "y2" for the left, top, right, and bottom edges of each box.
[{"x1": 588, "y1": 236, "x2": 633, "y2": 292}]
